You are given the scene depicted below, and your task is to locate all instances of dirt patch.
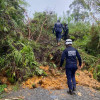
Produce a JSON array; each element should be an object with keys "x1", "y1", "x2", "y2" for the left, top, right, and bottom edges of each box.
[
  {"x1": 22, "y1": 66, "x2": 100, "y2": 90},
  {"x1": 1, "y1": 66, "x2": 100, "y2": 91},
  {"x1": 76, "y1": 70, "x2": 100, "y2": 89},
  {"x1": 22, "y1": 66, "x2": 68, "y2": 89},
  {"x1": 0, "y1": 76, "x2": 10, "y2": 85}
]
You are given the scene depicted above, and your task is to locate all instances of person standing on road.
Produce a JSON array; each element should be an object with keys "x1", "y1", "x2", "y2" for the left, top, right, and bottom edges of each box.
[
  {"x1": 62, "y1": 23, "x2": 69, "y2": 40},
  {"x1": 60, "y1": 39, "x2": 82, "y2": 95},
  {"x1": 53, "y1": 20, "x2": 63, "y2": 46}
]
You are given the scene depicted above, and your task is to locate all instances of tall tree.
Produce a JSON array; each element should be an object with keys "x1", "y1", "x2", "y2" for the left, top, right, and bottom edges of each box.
[
  {"x1": 69, "y1": 0, "x2": 90, "y2": 22},
  {"x1": 91, "y1": 0, "x2": 100, "y2": 12}
]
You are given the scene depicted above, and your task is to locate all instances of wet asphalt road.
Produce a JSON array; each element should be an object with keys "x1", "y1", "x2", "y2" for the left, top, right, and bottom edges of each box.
[{"x1": 2, "y1": 86, "x2": 100, "y2": 100}]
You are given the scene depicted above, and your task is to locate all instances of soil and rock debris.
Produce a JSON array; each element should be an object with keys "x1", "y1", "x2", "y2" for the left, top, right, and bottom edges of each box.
[
  {"x1": 21, "y1": 66, "x2": 100, "y2": 90},
  {"x1": 1, "y1": 66, "x2": 100, "y2": 100}
]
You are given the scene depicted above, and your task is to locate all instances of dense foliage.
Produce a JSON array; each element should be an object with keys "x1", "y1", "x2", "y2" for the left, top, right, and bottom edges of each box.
[
  {"x1": 0, "y1": 0, "x2": 47, "y2": 83},
  {"x1": 0, "y1": 0, "x2": 100, "y2": 85}
]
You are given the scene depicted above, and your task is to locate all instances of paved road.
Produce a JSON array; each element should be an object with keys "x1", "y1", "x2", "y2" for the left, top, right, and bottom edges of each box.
[{"x1": 2, "y1": 86, "x2": 100, "y2": 100}]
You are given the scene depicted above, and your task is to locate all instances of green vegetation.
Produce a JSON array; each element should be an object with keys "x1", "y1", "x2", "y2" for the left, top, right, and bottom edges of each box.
[
  {"x1": 0, "y1": 84, "x2": 7, "y2": 94},
  {"x1": 0, "y1": 0, "x2": 49, "y2": 84},
  {"x1": 0, "y1": 0, "x2": 100, "y2": 86}
]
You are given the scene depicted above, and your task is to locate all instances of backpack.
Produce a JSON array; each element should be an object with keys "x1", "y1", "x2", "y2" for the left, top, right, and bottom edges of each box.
[{"x1": 55, "y1": 22, "x2": 63, "y2": 33}]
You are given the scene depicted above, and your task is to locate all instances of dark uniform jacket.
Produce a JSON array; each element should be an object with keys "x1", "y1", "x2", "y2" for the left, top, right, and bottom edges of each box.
[
  {"x1": 63, "y1": 25, "x2": 69, "y2": 33},
  {"x1": 60, "y1": 46, "x2": 82, "y2": 68},
  {"x1": 53, "y1": 22, "x2": 63, "y2": 33}
]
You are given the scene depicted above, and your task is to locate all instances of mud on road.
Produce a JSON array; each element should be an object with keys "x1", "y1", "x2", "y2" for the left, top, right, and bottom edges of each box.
[
  {"x1": 22, "y1": 66, "x2": 100, "y2": 90},
  {"x1": 1, "y1": 66, "x2": 100, "y2": 100}
]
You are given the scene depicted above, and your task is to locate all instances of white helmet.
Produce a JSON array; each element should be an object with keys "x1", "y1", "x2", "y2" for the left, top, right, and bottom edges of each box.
[{"x1": 65, "y1": 39, "x2": 72, "y2": 45}]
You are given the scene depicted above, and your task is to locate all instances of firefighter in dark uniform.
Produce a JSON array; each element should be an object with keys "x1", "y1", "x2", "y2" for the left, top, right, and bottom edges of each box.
[
  {"x1": 53, "y1": 20, "x2": 63, "y2": 45},
  {"x1": 60, "y1": 39, "x2": 82, "y2": 95}
]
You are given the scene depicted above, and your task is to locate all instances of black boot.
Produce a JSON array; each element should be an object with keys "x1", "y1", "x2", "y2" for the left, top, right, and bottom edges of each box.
[
  {"x1": 73, "y1": 87, "x2": 76, "y2": 91},
  {"x1": 67, "y1": 89, "x2": 73, "y2": 95}
]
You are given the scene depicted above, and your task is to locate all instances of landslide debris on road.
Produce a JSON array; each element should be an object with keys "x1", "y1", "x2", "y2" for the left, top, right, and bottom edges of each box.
[
  {"x1": 22, "y1": 66, "x2": 100, "y2": 90},
  {"x1": 22, "y1": 66, "x2": 67, "y2": 90}
]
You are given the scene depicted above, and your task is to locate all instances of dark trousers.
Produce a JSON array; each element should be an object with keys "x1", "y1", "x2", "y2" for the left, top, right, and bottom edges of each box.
[
  {"x1": 56, "y1": 32, "x2": 62, "y2": 42},
  {"x1": 66, "y1": 67, "x2": 77, "y2": 90},
  {"x1": 62, "y1": 31, "x2": 68, "y2": 40}
]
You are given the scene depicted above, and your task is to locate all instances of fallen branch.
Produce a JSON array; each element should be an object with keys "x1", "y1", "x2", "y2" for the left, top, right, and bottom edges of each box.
[
  {"x1": 35, "y1": 17, "x2": 48, "y2": 43},
  {"x1": 24, "y1": 11, "x2": 31, "y2": 40}
]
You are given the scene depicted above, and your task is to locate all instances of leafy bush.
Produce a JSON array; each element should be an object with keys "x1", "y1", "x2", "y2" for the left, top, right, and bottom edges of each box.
[
  {"x1": 77, "y1": 49, "x2": 97, "y2": 67},
  {"x1": 0, "y1": 57, "x2": 5, "y2": 68},
  {"x1": 69, "y1": 22, "x2": 91, "y2": 40},
  {"x1": 86, "y1": 25, "x2": 100, "y2": 55},
  {"x1": 25, "y1": 12, "x2": 57, "y2": 41},
  {"x1": 21, "y1": 44, "x2": 37, "y2": 68},
  {"x1": 93, "y1": 64, "x2": 100, "y2": 81},
  {"x1": 0, "y1": 0, "x2": 26, "y2": 38},
  {"x1": 0, "y1": 84, "x2": 7, "y2": 94}
]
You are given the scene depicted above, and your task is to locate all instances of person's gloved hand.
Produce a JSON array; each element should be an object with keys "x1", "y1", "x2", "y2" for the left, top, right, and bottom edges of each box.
[{"x1": 78, "y1": 66, "x2": 81, "y2": 70}]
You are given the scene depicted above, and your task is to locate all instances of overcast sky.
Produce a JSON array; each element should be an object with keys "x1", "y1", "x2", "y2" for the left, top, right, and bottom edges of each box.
[{"x1": 25, "y1": 0, "x2": 74, "y2": 18}]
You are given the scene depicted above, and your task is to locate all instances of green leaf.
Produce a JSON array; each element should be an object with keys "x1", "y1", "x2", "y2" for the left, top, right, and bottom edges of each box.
[{"x1": 4, "y1": 27, "x2": 8, "y2": 32}]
